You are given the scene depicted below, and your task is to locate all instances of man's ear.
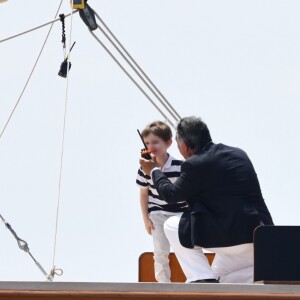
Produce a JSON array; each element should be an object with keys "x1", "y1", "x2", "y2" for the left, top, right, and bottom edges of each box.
[{"x1": 185, "y1": 142, "x2": 194, "y2": 156}]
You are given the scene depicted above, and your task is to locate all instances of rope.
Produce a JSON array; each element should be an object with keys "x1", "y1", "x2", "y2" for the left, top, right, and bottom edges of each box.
[
  {"x1": 95, "y1": 24, "x2": 180, "y2": 125},
  {"x1": 89, "y1": 30, "x2": 175, "y2": 128},
  {"x1": 0, "y1": 8, "x2": 78, "y2": 141},
  {"x1": 0, "y1": 214, "x2": 56, "y2": 281},
  {"x1": 0, "y1": 11, "x2": 78, "y2": 44},
  {"x1": 94, "y1": 11, "x2": 181, "y2": 123},
  {"x1": 0, "y1": 0, "x2": 65, "y2": 281},
  {"x1": 51, "y1": 1, "x2": 75, "y2": 274}
]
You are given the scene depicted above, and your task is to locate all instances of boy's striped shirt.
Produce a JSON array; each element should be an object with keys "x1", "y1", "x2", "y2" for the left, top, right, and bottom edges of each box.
[{"x1": 136, "y1": 154, "x2": 188, "y2": 214}]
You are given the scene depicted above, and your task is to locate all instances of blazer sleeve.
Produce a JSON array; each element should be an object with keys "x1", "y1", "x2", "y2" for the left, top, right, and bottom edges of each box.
[{"x1": 152, "y1": 160, "x2": 199, "y2": 203}]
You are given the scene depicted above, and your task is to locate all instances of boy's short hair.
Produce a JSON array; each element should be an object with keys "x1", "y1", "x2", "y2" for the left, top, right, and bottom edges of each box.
[{"x1": 141, "y1": 121, "x2": 172, "y2": 142}]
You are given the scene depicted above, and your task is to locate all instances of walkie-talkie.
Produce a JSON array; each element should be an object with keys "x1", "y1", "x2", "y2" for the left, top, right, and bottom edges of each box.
[{"x1": 137, "y1": 129, "x2": 152, "y2": 160}]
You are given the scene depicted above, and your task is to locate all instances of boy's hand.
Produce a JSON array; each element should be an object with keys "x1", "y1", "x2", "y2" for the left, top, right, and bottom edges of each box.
[
  {"x1": 144, "y1": 217, "x2": 155, "y2": 235},
  {"x1": 139, "y1": 156, "x2": 159, "y2": 176}
]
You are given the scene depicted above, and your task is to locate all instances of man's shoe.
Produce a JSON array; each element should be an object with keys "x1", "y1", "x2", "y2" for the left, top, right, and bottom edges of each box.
[{"x1": 190, "y1": 278, "x2": 219, "y2": 283}]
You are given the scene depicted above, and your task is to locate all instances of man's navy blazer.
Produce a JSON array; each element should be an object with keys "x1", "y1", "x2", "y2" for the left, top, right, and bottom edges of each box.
[{"x1": 152, "y1": 142, "x2": 273, "y2": 248}]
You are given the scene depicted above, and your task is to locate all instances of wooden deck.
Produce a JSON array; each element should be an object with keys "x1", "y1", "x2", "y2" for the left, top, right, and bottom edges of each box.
[
  {"x1": 1, "y1": 281, "x2": 300, "y2": 300},
  {"x1": 2, "y1": 247, "x2": 300, "y2": 300}
]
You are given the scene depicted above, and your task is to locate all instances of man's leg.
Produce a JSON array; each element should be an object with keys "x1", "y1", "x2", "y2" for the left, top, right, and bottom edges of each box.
[
  {"x1": 208, "y1": 244, "x2": 254, "y2": 283},
  {"x1": 164, "y1": 214, "x2": 216, "y2": 283}
]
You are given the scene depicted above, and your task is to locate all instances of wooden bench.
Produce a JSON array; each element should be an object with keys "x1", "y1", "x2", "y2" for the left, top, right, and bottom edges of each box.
[{"x1": 138, "y1": 252, "x2": 215, "y2": 282}]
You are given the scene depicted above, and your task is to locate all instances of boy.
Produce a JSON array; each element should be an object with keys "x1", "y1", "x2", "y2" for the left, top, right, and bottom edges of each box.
[{"x1": 136, "y1": 121, "x2": 188, "y2": 283}]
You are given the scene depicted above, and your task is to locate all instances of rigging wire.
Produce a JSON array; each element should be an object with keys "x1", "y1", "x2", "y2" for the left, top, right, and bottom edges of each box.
[
  {"x1": 93, "y1": 11, "x2": 181, "y2": 122},
  {"x1": 75, "y1": 2, "x2": 181, "y2": 127},
  {"x1": 0, "y1": 11, "x2": 78, "y2": 44},
  {"x1": 1, "y1": 2, "x2": 183, "y2": 278},
  {"x1": 0, "y1": 9, "x2": 78, "y2": 141},
  {"x1": 89, "y1": 30, "x2": 175, "y2": 128},
  {"x1": 95, "y1": 23, "x2": 179, "y2": 126},
  {"x1": 0, "y1": 0, "x2": 66, "y2": 281},
  {"x1": 51, "y1": 1, "x2": 75, "y2": 276},
  {"x1": 0, "y1": 214, "x2": 59, "y2": 281},
  {"x1": 0, "y1": 3, "x2": 181, "y2": 133},
  {"x1": 80, "y1": 6, "x2": 180, "y2": 128}
]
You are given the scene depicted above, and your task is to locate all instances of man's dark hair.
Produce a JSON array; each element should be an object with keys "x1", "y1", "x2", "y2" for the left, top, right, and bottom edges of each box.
[{"x1": 177, "y1": 116, "x2": 212, "y2": 153}]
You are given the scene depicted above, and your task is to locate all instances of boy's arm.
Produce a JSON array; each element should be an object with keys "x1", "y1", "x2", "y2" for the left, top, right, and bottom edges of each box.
[{"x1": 140, "y1": 188, "x2": 154, "y2": 235}]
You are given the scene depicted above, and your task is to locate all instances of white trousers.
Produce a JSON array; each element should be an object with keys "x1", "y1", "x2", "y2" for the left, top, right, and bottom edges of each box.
[
  {"x1": 164, "y1": 214, "x2": 254, "y2": 283},
  {"x1": 149, "y1": 213, "x2": 182, "y2": 283}
]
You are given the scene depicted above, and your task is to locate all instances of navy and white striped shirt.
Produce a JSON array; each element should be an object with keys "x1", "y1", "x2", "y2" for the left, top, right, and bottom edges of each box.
[{"x1": 136, "y1": 154, "x2": 188, "y2": 214}]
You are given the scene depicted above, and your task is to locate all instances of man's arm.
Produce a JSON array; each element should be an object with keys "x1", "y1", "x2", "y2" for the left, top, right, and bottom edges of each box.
[
  {"x1": 140, "y1": 156, "x2": 199, "y2": 203},
  {"x1": 152, "y1": 161, "x2": 198, "y2": 203}
]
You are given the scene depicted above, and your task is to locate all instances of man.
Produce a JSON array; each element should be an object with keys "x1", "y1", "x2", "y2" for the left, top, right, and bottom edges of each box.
[{"x1": 139, "y1": 116, "x2": 273, "y2": 283}]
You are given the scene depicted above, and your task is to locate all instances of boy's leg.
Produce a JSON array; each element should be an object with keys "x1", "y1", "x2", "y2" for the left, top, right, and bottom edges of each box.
[
  {"x1": 208, "y1": 243, "x2": 254, "y2": 283},
  {"x1": 164, "y1": 214, "x2": 216, "y2": 283},
  {"x1": 150, "y1": 213, "x2": 171, "y2": 282}
]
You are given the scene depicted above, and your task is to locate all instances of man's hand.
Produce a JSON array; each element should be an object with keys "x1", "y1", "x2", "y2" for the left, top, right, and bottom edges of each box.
[{"x1": 139, "y1": 156, "x2": 159, "y2": 176}]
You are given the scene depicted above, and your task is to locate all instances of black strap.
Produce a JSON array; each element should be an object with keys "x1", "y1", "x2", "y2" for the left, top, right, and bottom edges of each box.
[{"x1": 59, "y1": 14, "x2": 66, "y2": 48}]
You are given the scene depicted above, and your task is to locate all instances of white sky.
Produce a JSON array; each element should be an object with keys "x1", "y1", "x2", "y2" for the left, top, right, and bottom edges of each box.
[{"x1": 0, "y1": 0, "x2": 300, "y2": 282}]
